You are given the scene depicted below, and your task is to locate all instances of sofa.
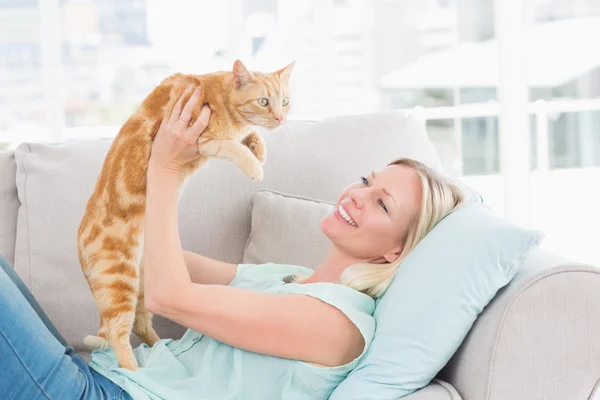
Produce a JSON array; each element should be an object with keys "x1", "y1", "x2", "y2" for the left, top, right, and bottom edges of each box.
[{"x1": 0, "y1": 112, "x2": 598, "y2": 400}]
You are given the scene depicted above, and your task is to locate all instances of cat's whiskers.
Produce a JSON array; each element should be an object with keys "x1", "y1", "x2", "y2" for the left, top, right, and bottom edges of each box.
[{"x1": 251, "y1": 117, "x2": 275, "y2": 129}]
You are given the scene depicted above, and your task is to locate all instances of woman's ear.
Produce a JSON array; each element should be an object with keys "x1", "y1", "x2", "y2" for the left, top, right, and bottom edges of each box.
[{"x1": 383, "y1": 247, "x2": 402, "y2": 263}]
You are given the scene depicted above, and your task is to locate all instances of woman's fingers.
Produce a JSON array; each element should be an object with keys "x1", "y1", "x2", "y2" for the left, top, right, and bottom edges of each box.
[
  {"x1": 179, "y1": 86, "x2": 202, "y2": 126},
  {"x1": 169, "y1": 86, "x2": 194, "y2": 126},
  {"x1": 187, "y1": 105, "x2": 212, "y2": 142}
]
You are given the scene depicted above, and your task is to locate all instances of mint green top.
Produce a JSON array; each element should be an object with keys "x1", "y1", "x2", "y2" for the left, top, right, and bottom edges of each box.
[{"x1": 89, "y1": 263, "x2": 376, "y2": 399}]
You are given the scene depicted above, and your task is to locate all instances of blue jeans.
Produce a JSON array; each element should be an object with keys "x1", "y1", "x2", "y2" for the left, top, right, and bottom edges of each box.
[{"x1": 0, "y1": 253, "x2": 132, "y2": 400}]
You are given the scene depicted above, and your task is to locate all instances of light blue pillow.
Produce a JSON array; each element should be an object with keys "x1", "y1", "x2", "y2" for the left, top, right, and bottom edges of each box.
[{"x1": 329, "y1": 194, "x2": 543, "y2": 399}]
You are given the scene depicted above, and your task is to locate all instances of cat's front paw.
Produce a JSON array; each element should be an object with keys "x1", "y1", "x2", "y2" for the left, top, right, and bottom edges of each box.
[
  {"x1": 241, "y1": 158, "x2": 264, "y2": 182},
  {"x1": 237, "y1": 153, "x2": 264, "y2": 182},
  {"x1": 249, "y1": 163, "x2": 264, "y2": 182}
]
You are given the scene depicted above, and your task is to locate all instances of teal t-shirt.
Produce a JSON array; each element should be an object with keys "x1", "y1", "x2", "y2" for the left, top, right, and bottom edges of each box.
[{"x1": 89, "y1": 263, "x2": 376, "y2": 399}]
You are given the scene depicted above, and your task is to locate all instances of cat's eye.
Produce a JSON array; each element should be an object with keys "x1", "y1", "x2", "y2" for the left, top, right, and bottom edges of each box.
[
  {"x1": 258, "y1": 98, "x2": 269, "y2": 107},
  {"x1": 282, "y1": 97, "x2": 290, "y2": 106}
]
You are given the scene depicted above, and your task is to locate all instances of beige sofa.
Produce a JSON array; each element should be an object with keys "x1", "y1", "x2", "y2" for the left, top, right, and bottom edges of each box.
[{"x1": 0, "y1": 112, "x2": 598, "y2": 400}]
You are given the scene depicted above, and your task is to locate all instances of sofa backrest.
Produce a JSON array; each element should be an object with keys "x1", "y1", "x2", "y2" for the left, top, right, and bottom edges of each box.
[{"x1": 2, "y1": 112, "x2": 442, "y2": 351}]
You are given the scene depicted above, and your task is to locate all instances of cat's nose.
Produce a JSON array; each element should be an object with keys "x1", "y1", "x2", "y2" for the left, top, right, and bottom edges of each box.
[{"x1": 274, "y1": 114, "x2": 283, "y2": 123}]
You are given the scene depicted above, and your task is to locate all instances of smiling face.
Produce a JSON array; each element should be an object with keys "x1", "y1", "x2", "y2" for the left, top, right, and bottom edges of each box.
[
  {"x1": 320, "y1": 164, "x2": 423, "y2": 264},
  {"x1": 229, "y1": 60, "x2": 294, "y2": 129}
]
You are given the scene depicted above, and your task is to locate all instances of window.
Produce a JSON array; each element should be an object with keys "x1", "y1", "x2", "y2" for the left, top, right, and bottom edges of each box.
[
  {"x1": 525, "y1": 0, "x2": 600, "y2": 266},
  {"x1": 0, "y1": 0, "x2": 44, "y2": 141}
]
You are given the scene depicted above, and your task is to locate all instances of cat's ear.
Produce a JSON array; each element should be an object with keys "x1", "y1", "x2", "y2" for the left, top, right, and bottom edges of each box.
[
  {"x1": 232, "y1": 59, "x2": 255, "y2": 89},
  {"x1": 275, "y1": 61, "x2": 295, "y2": 83}
]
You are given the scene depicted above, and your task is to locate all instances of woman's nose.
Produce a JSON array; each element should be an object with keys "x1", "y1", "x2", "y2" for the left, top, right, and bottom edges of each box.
[{"x1": 349, "y1": 188, "x2": 365, "y2": 208}]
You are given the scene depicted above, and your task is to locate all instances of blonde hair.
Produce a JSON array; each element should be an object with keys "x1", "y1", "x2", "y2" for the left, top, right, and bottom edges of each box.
[{"x1": 339, "y1": 158, "x2": 465, "y2": 298}]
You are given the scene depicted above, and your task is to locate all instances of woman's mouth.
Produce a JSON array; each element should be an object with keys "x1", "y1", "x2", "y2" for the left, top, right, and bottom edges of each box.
[{"x1": 336, "y1": 205, "x2": 357, "y2": 227}]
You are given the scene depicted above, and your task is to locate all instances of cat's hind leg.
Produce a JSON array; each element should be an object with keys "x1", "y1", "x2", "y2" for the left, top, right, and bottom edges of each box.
[
  {"x1": 83, "y1": 314, "x2": 109, "y2": 350},
  {"x1": 133, "y1": 260, "x2": 160, "y2": 347},
  {"x1": 80, "y1": 251, "x2": 111, "y2": 351},
  {"x1": 86, "y1": 256, "x2": 140, "y2": 371}
]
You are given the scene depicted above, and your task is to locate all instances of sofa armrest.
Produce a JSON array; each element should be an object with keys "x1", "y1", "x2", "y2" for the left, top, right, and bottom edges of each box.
[
  {"x1": 402, "y1": 380, "x2": 463, "y2": 400},
  {"x1": 439, "y1": 248, "x2": 600, "y2": 400}
]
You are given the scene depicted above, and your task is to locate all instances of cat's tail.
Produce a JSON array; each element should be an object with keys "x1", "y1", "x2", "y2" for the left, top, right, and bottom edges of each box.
[{"x1": 84, "y1": 334, "x2": 109, "y2": 350}]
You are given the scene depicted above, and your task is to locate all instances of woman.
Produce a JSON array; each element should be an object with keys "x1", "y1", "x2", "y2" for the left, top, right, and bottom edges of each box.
[{"x1": 0, "y1": 87, "x2": 464, "y2": 399}]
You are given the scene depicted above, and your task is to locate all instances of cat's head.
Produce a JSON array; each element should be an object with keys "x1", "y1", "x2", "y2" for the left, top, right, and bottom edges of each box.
[{"x1": 229, "y1": 60, "x2": 295, "y2": 130}]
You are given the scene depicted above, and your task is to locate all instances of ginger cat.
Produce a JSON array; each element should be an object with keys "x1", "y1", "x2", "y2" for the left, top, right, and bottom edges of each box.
[{"x1": 77, "y1": 60, "x2": 294, "y2": 370}]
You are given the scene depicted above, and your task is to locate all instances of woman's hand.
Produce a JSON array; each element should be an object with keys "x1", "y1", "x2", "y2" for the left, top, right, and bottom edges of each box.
[{"x1": 149, "y1": 85, "x2": 212, "y2": 174}]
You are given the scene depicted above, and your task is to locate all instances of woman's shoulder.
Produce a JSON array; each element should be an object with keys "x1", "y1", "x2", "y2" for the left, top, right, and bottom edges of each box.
[
  {"x1": 278, "y1": 281, "x2": 377, "y2": 382},
  {"x1": 280, "y1": 281, "x2": 376, "y2": 348}
]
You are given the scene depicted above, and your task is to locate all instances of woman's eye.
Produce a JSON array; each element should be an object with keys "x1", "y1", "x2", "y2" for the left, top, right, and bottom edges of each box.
[
  {"x1": 282, "y1": 97, "x2": 289, "y2": 106},
  {"x1": 258, "y1": 98, "x2": 269, "y2": 106},
  {"x1": 378, "y1": 199, "x2": 389, "y2": 213},
  {"x1": 360, "y1": 176, "x2": 387, "y2": 212}
]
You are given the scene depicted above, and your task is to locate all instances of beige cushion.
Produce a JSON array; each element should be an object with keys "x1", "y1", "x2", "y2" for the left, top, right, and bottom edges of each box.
[
  {"x1": 0, "y1": 150, "x2": 18, "y2": 266},
  {"x1": 243, "y1": 190, "x2": 334, "y2": 269},
  {"x1": 12, "y1": 112, "x2": 442, "y2": 351}
]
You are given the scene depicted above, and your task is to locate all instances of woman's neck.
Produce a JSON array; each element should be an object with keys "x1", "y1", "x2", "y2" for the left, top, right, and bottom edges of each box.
[{"x1": 301, "y1": 248, "x2": 360, "y2": 284}]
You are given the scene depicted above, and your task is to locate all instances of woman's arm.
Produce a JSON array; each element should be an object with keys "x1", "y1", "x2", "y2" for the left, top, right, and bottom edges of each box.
[
  {"x1": 183, "y1": 251, "x2": 237, "y2": 286},
  {"x1": 150, "y1": 283, "x2": 365, "y2": 367},
  {"x1": 144, "y1": 163, "x2": 191, "y2": 304},
  {"x1": 144, "y1": 85, "x2": 364, "y2": 368},
  {"x1": 143, "y1": 84, "x2": 210, "y2": 306}
]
